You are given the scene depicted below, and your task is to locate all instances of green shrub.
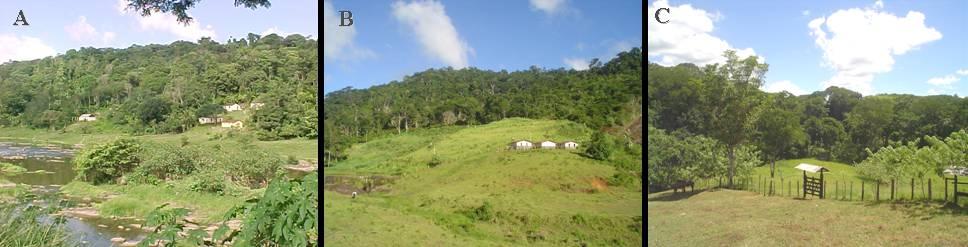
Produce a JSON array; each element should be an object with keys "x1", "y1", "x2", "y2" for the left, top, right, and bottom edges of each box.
[
  {"x1": 73, "y1": 138, "x2": 142, "y2": 184},
  {"x1": 219, "y1": 149, "x2": 285, "y2": 188},
  {"x1": 586, "y1": 131, "x2": 614, "y2": 161},
  {"x1": 187, "y1": 169, "x2": 228, "y2": 195},
  {"x1": 134, "y1": 143, "x2": 208, "y2": 183},
  {"x1": 463, "y1": 201, "x2": 494, "y2": 222}
]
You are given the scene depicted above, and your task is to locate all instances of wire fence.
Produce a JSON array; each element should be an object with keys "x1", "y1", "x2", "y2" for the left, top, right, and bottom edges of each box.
[{"x1": 683, "y1": 175, "x2": 968, "y2": 204}]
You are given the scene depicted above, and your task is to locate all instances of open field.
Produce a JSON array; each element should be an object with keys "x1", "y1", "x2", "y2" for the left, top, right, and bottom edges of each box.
[
  {"x1": 0, "y1": 125, "x2": 318, "y2": 160},
  {"x1": 324, "y1": 118, "x2": 643, "y2": 246},
  {"x1": 648, "y1": 189, "x2": 968, "y2": 246}
]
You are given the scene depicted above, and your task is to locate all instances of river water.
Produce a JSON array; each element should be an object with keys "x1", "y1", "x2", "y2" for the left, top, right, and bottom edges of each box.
[{"x1": 0, "y1": 141, "x2": 146, "y2": 246}]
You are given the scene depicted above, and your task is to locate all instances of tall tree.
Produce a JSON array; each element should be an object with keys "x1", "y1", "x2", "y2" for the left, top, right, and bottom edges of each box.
[{"x1": 702, "y1": 50, "x2": 768, "y2": 187}]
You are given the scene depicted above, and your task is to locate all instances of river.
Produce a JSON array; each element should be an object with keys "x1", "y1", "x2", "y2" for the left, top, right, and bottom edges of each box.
[{"x1": 0, "y1": 140, "x2": 146, "y2": 246}]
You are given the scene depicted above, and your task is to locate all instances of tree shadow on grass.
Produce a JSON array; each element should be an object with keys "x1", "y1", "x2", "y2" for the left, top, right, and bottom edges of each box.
[
  {"x1": 647, "y1": 189, "x2": 707, "y2": 202},
  {"x1": 859, "y1": 200, "x2": 968, "y2": 220}
]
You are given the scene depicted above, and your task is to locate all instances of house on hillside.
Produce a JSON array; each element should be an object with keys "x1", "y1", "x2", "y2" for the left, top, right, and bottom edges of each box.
[
  {"x1": 508, "y1": 140, "x2": 534, "y2": 150},
  {"x1": 78, "y1": 114, "x2": 97, "y2": 122},
  {"x1": 561, "y1": 141, "x2": 579, "y2": 149},
  {"x1": 198, "y1": 117, "x2": 224, "y2": 125},
  {"x1": 223, "y1": 103, "x2": 243, "y2": 112},
  {"x1": 221, "y1": 120, "x2": 244, "y2": 129},
  {"x1": 249, "y1": 102, "x2": 265, "y2": 110},
  {"x1": 540, "y1": 140, "x2": 557, "y2": 149}
]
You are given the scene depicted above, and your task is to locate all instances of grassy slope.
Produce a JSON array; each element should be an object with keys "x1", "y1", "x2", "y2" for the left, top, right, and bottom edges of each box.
[
  {"x1": 648, "y1": 189, "x2": 968, "y2": 246},
  {"x1": 323, "y1": 118, "x2": 643, "y2": 246},
  {"x1": 751, "y1": 158, "x2": 959, "y2": 202}
]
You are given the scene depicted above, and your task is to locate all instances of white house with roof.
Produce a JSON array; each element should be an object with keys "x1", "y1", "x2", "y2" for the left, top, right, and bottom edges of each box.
[
  {"x1": 561, "y1": 141, "x2": 579, "y2": 149},
  {"x1": 540, "y1": 140, "x2": 557, "y2": 149},
  {"x1": 509, "y1": 140, "x2": 534, "y2": 150},
  {"x1": 198, "y1": 117, "x2": 224, "y2": 125},
  {"x1": 78, "y1": 114, "x2": 97, "y2": 122},
  {"x1": 223, "y1": 103, "x2": 243, "y2": 112}
]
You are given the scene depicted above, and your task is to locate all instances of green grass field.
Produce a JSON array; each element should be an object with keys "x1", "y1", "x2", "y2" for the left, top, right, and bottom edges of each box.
[
  {"x1": 0, "y1": 124, "x2": 317, "y2": 160},
  {"x1": 745, "y1": 159, "x2": 963, "y2": 204},
  {"x1": 648, "y1": 189, "x2": 968, "y2": 246},
  {"x1": 323, "y1": 118, "x2": 642, "y2": 246}
]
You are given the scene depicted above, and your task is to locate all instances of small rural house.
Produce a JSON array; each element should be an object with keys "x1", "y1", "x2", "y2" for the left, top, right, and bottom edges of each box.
[
  {"x1": 221, "y1": 120, "x2": 244, "y2": 129},
  {"x1": 198, "y1": 117, "x2": 224, "y2": 125},
  {"x1": 78, "y1": 114, "x2": 97, "y2": 122},
  {"x1": 509, "y1": 140, "x2": 534, "y2": 150},
  {"x1": 223, "y1": 103, "x2": 243, "y2": 112},
  {"x1": 540, "y1": 141, "x2": 557, "y2": 149},
  {"x1": 561, "y1": 141, "x2": 578, "y2": 149},
  {"x1": 249, "y1": 102, "x2": 265, "y2": 110}
]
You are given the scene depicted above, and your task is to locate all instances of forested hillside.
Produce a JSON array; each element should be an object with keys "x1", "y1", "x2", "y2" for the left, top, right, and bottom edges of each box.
[
  {"x1": 0, "y1": 33, "x2": 318, "y2": 140},
  {"x1": 647, "y1": 51, "x2": 968, "y2": 189},
  {"x1": 324, "y1": 48, "x2": 644, "y2": 160}
]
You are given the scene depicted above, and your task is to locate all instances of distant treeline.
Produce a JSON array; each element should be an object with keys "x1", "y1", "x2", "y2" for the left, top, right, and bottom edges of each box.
[
  {"x1": 649, "y1": 58, "x2": 968, "y2": 165},
  {"x1": 324, "y1": 48, "x2": 644, "y2": 158},
  {"x1": 0, "y1": 33, "x2": 318, "y2": 140}
]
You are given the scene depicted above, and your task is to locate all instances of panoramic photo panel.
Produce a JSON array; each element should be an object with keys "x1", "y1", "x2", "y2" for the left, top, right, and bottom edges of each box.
[
  {"x1": 0, "y1": 0, "x2": 318, "y2": 246},
  {"x1": 323, "y1": 0, "x2": 643, "y2": 246},
  {"x1": 648, "y1": 0, "x2": 968, "y2": 246}
]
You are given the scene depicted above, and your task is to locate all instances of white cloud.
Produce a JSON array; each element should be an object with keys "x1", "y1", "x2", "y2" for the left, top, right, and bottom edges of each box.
[
  {"x1": 808, "y1": 2, "x2": 942, "y2": 95},
  {"x1": 65, "y1": 16, "x2": 116, "y2": 45},
  {"x1": 392, "y1": 0, "x2": 472, "y2": 69},
  {"x1": 874, "y1": 0, "x2": 884, "y2": 9},
  {"x1": 563, "y1": 58, "x2": 589, "y2": 71},
  {"x1": 323, "y1": 0, "x2": 375, "y2": 61},
  {"x1": 927, "y1": 75, "x2": 958, "y2": 86},
  {"x1": 0, "y1": 34, "x2": 57, "y2": 63},
  {"x1": 762, "y1": 80, "x2": 807, "y2": 95},
  {"x1": 647, "y1": 0, "x2": 760, "y2": 66},
  {"x1": 956, "y1": 69, "x2": 968, "y2": 76},
  {"x1": 802, "y1": 10, "x2": 810, "y2": 16},
  {"x1": 116, "y1": 0, "x2": 216, "y2": 41},
  {"x1": 530, "y1": 0, "x2": 566, "y2": 15},
  {"x1": 261, "y1": 27, "x2": 292, "y2": 37}
]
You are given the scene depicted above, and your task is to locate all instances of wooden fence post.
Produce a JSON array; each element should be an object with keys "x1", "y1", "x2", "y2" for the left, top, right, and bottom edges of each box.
[
  {"x1": 788, "y1": 181, "x2": 791, "y2": 197},
  {"x1": 850, "y1": 181, "x2": 853, "y2": 201},
  {"x1": 835, "y1": 181, "x2": 839, "y2": 200},
  {"x1": 928, "y1": 179, "x2": 932, "y2": 200},
  {"x1": 797, "y1": 180, "x2": 801, "y2": 198},
  {"x1": 876, "y1": 180, "x2": 880, "y2": 201},
  {"x1": 861, "y1": 181, "x2": 865, "y2": 201},
  {"x1": 956, "y1": 176, "x2": 960, "y2": 203},
  {"x1": 891, "y1": 179, "x2": 895, "y2": 201},
  {"x1": 945, "y1": 177, "x2": 948, "y2": 201},
  {"x1": 908, "y1": 178, "x2": 913, "y2": 200}
]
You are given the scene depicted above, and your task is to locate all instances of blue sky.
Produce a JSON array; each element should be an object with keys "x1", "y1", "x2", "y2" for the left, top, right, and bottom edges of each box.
[
  {"x1": 323, "y1": 0, "x2": 643, "y2": 94},
  {"x1": 0, "y1": 0, "x2": 317, "y2": 62},
  {"x1": 648, "y1": 0, "x2": 968, "y2": 97}
]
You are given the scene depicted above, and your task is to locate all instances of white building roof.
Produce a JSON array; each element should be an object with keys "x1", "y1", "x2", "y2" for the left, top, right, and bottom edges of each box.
[{"x1": 794, "y1": 163, "x2": 829, "y2": 173}]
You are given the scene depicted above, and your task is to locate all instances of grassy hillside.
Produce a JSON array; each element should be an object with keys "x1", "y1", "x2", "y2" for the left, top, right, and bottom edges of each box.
[
  {"x1": 750, "y1": 159, "x2": 957, "y2": 202},
  {"x1": 323, "y1": 118, "x2": 643, "y2": 246},
  {"x1": 648, "y1": 189, "x2": 968, "y2": 246}
]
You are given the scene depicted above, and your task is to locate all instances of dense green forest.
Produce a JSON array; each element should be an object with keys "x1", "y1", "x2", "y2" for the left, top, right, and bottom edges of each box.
[
  {"x1": 323, "y1": 48, "x2": 644, "y2": 161},
  {"x1": 0, "y1": 33, "x2": 318, "y2": 140},
  {"x1": 647, "y1": 51, "x2": 968, "y2": 189}
]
